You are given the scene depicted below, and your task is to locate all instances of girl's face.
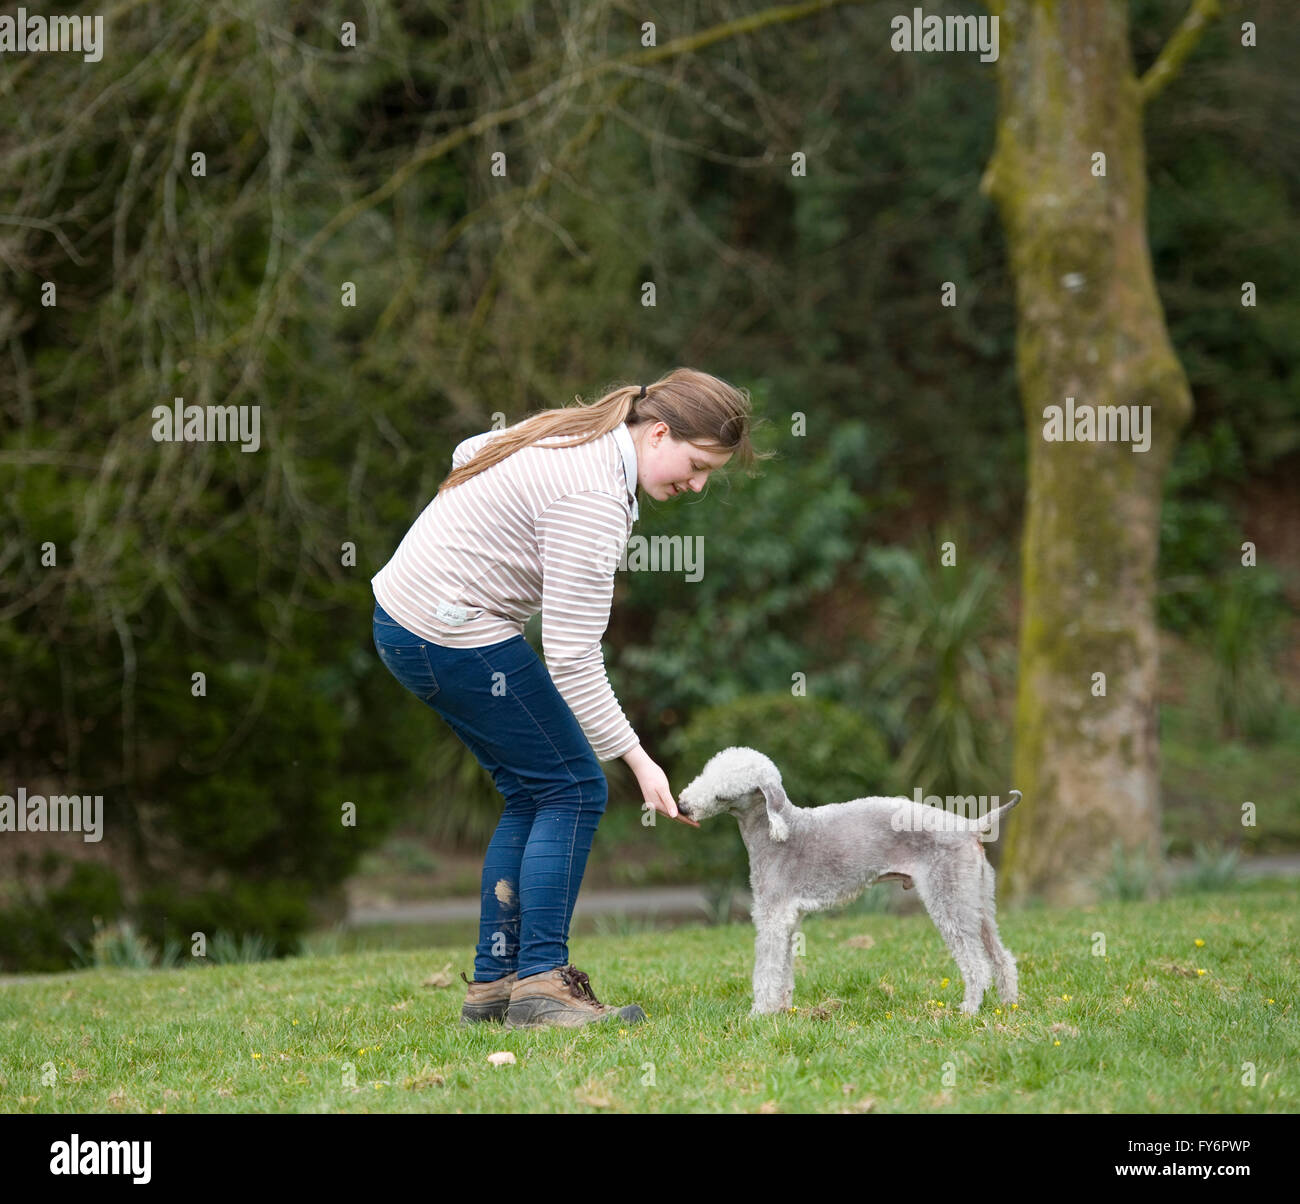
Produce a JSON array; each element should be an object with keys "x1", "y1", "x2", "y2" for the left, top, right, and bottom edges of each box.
[{"x1": 633, "y1": 422, "x2": 732, "y2": 500}]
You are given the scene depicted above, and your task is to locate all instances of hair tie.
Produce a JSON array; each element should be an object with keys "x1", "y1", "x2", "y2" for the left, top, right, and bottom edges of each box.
[{"x1": 636, "y1": 385, "x2": 646, "y2": 400}]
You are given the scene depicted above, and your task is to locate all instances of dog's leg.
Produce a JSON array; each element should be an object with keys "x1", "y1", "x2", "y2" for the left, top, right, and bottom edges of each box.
[
  {"x1": 751, "y1": 907, "x2": 798, "y2": 1015},
  {"x1": 914, "y1": 865, "x2": 993, "y2": 1015},
  {"x1": 778, "y1": 914, "x2": 802, "y2": 1010},
  {"x1": 980, "y1": 863, "x2": 1018, "y2": 1003}
]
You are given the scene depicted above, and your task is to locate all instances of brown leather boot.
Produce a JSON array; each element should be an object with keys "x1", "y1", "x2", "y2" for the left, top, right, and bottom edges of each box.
[
  {"x1": 505, "y1": 965, "x2": 647, "y2": 1029},
  {"x1": 460, "y1": 971, "x2": 517, "y2": 1024}
]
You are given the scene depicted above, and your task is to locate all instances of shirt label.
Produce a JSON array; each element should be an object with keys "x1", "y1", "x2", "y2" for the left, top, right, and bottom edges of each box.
[{"x1": 435, "y1": 601, "x2": 473, "y2": 625}]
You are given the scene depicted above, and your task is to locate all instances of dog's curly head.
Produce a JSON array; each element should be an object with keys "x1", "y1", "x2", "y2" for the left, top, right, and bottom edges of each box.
[{"x1": 676, "y1": 747, "x2": 790, "y2": 840}]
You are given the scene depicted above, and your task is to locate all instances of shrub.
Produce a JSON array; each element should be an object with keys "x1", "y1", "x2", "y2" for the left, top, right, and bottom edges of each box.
[{"x1": 0, "y1": 855, "x2": 123, "y2": 973}]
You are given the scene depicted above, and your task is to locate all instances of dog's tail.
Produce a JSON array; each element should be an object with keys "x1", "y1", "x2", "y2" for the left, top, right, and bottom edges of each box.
[{"x1": 975, "y1": 788, "x2": 1022, "y2": 838}]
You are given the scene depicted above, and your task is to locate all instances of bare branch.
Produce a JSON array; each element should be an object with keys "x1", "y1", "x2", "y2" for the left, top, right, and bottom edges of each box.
[
  {"x1": 0, "y1": 214, "x2": 88, "y2": 266},
  {"x1": 1139, "y1": 0, "x2": 1223, "y2": 106},
  {"x1": 224, "y1": 0, "x2": 868, "y2": 401}
]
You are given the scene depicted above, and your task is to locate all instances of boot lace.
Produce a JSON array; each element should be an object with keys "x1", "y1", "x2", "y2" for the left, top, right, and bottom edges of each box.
[{"x1": 558, "y1": 964, "x2": 601, "y2": 1003}]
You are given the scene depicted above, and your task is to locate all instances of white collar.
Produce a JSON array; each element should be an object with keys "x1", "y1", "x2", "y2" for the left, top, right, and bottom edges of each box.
[{"x1": 612, "y1": 422, "x2": 639, "y2": 521}]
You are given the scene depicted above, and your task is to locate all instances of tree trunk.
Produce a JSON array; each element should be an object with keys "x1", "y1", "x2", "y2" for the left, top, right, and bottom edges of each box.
[{"x1": 979, "y1": 1, "x2": 1208, "y2": 903}]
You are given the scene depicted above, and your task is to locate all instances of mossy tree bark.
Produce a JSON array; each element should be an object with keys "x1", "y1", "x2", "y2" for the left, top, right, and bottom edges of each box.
[{"x1": 978, "y1": 0, "x2": 1220, "y2": 902}]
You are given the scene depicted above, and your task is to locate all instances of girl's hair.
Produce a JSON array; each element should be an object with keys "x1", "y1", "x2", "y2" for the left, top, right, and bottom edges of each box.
[{"x1": 437, "y1": 367, "x2": 772, "y2": 496}]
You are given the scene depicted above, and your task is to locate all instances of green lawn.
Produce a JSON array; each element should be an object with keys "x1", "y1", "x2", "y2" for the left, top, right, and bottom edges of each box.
[{"x1": 2, "y1": 882, "x2": 1294, "y2": 1113}]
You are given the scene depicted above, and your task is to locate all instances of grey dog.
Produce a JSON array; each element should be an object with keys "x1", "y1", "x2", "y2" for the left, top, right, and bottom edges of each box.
[{"x1": 676, "y1": 746, "x2": 1021, "y2": 1015}]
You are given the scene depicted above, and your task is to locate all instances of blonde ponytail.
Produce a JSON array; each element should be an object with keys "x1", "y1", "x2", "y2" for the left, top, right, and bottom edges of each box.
[{"x1": 437, "y1": 369, "x2": 768, "y2": 495}]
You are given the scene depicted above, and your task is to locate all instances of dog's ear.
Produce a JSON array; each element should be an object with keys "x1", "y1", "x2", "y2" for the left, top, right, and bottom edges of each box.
[{"x1": 759, "y1": 782, "x2": 791, "y2": 842}]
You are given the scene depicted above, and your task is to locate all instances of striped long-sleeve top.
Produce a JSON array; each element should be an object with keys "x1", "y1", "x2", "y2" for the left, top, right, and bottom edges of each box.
[{"x1": 371, "y1": 422, "x2": 642, "y2": 761}]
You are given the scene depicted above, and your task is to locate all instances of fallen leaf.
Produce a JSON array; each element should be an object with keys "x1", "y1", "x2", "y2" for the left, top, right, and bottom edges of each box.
[
  {"x1": 809, "y1": 998, "x2": 845, "y2": 1020},
  {"x1": 841, "y1": 1095, "x2": 877, "y2": 1113},
  {"x1": 423, "y1": 963, "x2": 456, "y2": 988},
  {"x1": 574, "y1": 1082, "x2": 614, "y2": 1108}
]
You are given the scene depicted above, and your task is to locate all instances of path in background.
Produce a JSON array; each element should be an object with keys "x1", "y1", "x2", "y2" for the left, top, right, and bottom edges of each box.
[
  {"x1": 1, "y1": 856, "x2": 1294, "y2": 987},
  {"x1": 346, "y1": 854, "x2": 1300, "y2": 927}
]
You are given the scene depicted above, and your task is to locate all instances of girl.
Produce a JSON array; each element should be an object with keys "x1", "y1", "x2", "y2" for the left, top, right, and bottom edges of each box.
[{"x1": 371, "y1": 368, "x2": 761, "y2": 1028}]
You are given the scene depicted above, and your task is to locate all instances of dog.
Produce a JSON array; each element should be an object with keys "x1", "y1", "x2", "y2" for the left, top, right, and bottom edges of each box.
[{"x1": 676, "y1": 746, "x2": 1021, "y2": 1015}]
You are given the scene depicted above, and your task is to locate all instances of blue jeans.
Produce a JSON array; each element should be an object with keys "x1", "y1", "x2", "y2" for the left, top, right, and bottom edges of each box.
[{"x1": 371, "y1": 600, "x2": 608, "y2": 981}]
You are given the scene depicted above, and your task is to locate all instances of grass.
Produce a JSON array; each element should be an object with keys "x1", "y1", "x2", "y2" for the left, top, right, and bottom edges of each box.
[{"x1": 1, "y1": 882, "x2": 1295, "y2": 1113}]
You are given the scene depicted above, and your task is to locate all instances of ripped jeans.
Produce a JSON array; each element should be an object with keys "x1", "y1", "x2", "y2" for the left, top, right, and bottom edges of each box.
[{"x1": 371, "y1": 600, "x2": 608, "y2": 980}]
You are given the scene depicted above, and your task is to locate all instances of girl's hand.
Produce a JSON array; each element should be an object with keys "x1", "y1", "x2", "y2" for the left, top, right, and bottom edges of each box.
[{"x1": 634, "y1": 757, "x2": 699, "y2": 828}]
